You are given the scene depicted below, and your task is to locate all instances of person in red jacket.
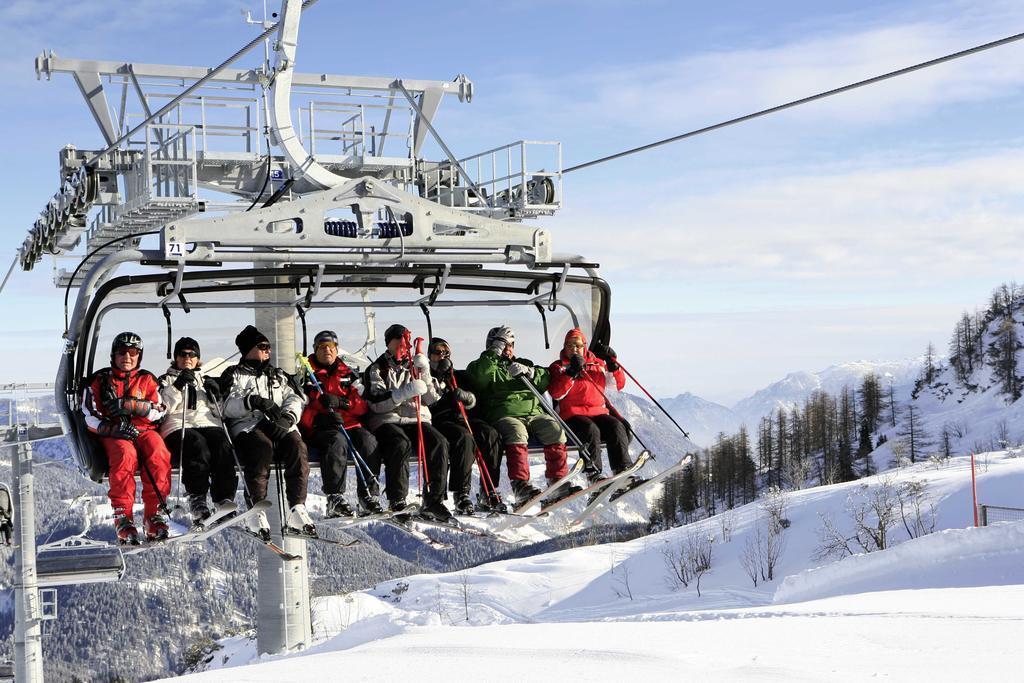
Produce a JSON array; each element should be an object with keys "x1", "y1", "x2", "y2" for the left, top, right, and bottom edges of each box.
[
  {"x1": 299, "y1": 330, "x2": 379, "y2": 517},
  {"x1": 547, "y1": 328, "x2": 633, "y2": 484},
  {"x1": 81, "y1": 332, "x2": 171, "y2": 544}
]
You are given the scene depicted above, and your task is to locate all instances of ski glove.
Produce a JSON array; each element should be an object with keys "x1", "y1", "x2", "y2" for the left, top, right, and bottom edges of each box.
[
  {"x1": 202, "y1": 379, "x2": 222, "y2": 404},
  {"x1": 318, "y1": 393, "x2": 350, "y2": 411},
  {"x1": 313, "y1": 411, "x2": 344, "y2": 430},
  {"x1": 393, "y1": 378, "x2": 428, "y2": 403},
  {"x1": 120, "y1": 397, "x2": 156, "y2": 418},
  {"x1": 246, "y1": 395, "x2": 282, "y2": 420},
  {"x1": 605, "y1": 350, "x2": 620, "y2": 373},
  {"x1": 273, "y1": 413, "x2": 296, "y2": 432},
  {"x1": 173, "y1": 368, "x2": 197, "y2": 390},
  {"x1": 488, "y1": 339, "x2": 507, "y2": 355},
  {"x1": 98, "y1": 417, "x2": 139, "y2": 441},
  {"x1": 257, "y1": 418, "x2": 289, "y2": 443},
  {"x1": 454, "y1": 388, "x2": 474, "y2": 405},
  {"x1": 433, "y1": 358, "x2": 453, "y2": 378},
  {"x1": 412, "y1": 353, "x2": 430, "y2": 373},
  {"x1": 568, "y1": 353, "x2": 586, "y2": 378},
  {"x1": 508, "y1": 362, "x2": 534, "y2": 379}
]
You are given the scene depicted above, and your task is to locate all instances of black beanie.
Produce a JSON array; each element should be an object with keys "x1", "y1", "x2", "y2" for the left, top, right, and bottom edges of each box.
[
  {"x1": 384, "y1": 324, "x2": 408, "y2": 345},
  {"x1": 235, "y1": 325, "x2": 270, "y2": 355},
  {"x1": 173, "y1": 336, "x2": 201, "y2": 358}
]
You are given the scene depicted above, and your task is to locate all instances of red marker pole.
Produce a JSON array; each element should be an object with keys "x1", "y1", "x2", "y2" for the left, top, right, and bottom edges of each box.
[{"x1": 970, "y1": 452, "x2": 979, "y2": 527}]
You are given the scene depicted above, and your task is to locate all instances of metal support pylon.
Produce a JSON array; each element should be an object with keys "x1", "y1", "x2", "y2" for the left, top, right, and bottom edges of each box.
[{"x1": 12, "y1": 434, "x2": 44, "y2": 683}]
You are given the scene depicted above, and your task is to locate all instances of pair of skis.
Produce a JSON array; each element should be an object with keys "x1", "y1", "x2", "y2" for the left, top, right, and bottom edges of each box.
[{"x1": 122, "y1": 499, "x2": 273, "y2": 555}]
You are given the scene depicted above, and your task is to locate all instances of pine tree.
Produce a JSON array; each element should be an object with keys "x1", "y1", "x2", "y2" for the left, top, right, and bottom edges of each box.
[
  {"x1": 897, "y1": 403, "x2": 932, "y2": 463},
  {"x1": 858, "y1": 373, "x2": 883, "y2": 433}
]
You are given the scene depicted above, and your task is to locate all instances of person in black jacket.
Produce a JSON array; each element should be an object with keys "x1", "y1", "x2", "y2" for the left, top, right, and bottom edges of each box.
[{"x1": 427, "y1": 337, "x2": 507, "y2": 514}]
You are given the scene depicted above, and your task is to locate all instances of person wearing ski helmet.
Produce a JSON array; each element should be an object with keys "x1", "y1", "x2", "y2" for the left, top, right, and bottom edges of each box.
[
  {"x1": 158, "y1": 336, "x2": 238, "y2": 526},
  {"x1": 299, "y1": 330, "x2": 378, "y2": 517},
  {"x1": 220, "y1": 325, "x2": 313, "y2": 539},
  {"x1": 363, "y1": 323, "x2": 452, "y2": 522},
  {"x1": 548, "y1": 329, "x2": 633, "y2": 484},
  {"x1": 426, "y1": 337, "x2": 506, "y2": 515},
  {"x1": 81, "y1": 332, "x2": 171, "y2": 544},
  {"x1": 466, "y1": 325, "x2": 581, "y2": 508}
]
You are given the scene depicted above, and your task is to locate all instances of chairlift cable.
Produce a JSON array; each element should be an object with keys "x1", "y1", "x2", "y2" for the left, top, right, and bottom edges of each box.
[{"x1": 563, "y1": 30, "x2": 1024, "y2": 174}]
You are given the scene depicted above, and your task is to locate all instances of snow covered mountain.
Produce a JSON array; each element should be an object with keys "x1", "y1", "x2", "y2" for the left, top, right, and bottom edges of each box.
[
  {"x1": 657, "y1": 392, "x2": 742, "y2": 448},
  {"x1": 178, "y1": 449, "x2": 1024, "y2": 681},
  {"x1": 731, "y1": 358, "x2": 922, "y2": 427}
]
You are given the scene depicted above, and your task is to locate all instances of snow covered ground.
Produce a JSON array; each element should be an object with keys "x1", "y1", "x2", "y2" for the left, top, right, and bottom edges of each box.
[{"x1": 176, "y1": 450, "x2": 1024, "y2": 681}]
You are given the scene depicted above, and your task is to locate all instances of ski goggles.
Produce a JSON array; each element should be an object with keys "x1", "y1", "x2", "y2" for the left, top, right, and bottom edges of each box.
[
  {"x1": 114, "y1": 347, "x2": 141, "y2": 357},
  {"x1": 255, "y1": 342, "x2": 272, "y2": 351},
  {"x1": 315, "y1": 341, "x2": 338, "y2": 351},
  {"x1": 176, "y1": 350, "x2": 199, "y2": 358}
]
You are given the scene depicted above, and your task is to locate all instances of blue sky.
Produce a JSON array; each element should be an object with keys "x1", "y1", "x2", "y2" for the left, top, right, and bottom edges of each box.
[{"x1": 2, "y1": 0, "x2": 1024, "y2": 404}]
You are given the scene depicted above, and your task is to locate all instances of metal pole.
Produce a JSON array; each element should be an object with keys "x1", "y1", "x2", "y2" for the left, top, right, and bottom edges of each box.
[
  {"x1": 255, "y1": 264, "x2": 311, "y2": 656},
  {"x1": 11, "y1": 433, "x2": 45, "y2": 683},
  {"x1": 970, "y1": 452, "x2": 979, "y2": 527}
]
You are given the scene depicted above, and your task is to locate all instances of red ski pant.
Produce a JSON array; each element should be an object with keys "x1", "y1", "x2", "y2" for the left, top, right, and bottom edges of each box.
[
  {"x1": 495, "y1": 415, "x2": 568, "y2": 482},
  {"x1": 101, "y1": 430, "x2": 171, "y2": 519}
]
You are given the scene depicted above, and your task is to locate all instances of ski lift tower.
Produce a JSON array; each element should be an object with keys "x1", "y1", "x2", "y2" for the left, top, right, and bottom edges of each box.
[{"x1": 17, "y1": 0, "x2": 592, "y2": 667}]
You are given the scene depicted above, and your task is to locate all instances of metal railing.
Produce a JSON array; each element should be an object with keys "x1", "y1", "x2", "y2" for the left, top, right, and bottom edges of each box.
[{"x1": 979, "y1": 504, "x2": 1024, "y2": 526}]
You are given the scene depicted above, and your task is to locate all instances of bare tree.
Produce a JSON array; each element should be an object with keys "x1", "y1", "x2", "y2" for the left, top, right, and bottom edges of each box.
[
  {"x1": 814, "y1": 478, "x2": 901, "y2": 560},
  {"x1": 896, "y1": 480, "x2": 936, "y2": 539},
  {"x1": 458, "y1": 571, "x2": 472, "y2": 622},
  {"x1": 610, "y1": 552, "x2": 634, "y2": 600},
  {"x1": 719, "y1": 509, "x2": 735, "y2": 543},
  {"x1": 662, "y1": 530, "x2": 715, "y2": 596},
  {"x1": 739, "y1": 532, "x2": 760, "y2": 587}
]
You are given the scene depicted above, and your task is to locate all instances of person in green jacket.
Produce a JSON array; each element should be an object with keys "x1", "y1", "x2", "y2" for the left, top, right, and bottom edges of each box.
[{"x1": 465, "y1": 325, "x2": 582, "y2": 508}]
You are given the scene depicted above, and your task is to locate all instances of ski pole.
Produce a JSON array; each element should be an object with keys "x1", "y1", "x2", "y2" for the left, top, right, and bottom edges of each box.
[
  {"x1": 617, "y1": 362, "x2": 691, "y2": 440},
  {"x1": 296, "y1": 353, "x2": 384, "y2": 497},
  {"x1": 517, "y1": 375, "x2": 597, "y2": 470},
  {"x1": 448, "y1": 369, "x2": 499, "y2": 498}
]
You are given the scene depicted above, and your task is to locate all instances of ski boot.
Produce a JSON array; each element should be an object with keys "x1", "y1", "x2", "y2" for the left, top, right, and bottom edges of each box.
[
  {"x1": 476, "y1": 490, "x2": 508, "y2": 514},
  {"x1": 115, "y1": 513, "x2": 140, "y2": 546},
  {"x1": 285, "y1": 504, "x2": 317, "y2": 537},
  {"x1": 510, "y1": 479, "x2": 542, "y2": 509},
  {"x1": 145, "y1": 513, "x2": 170, "y2": 542},
  {"x1": 542, "y1": 479, "x2": 582, "y2": 506},
  {"x1": 244, "y1": 508, "x2": 272, "y2": 542},
  {"x1": 188, "y1": 493, "x2": 211, "y2": 526},
  {"x1": 419, "y1": 500, "x2": 454, "y2": 524},
  {"x1": 453, "y1": 493, "x2": 476, "y2": 517},
  {"x1": 359, "y1": 496, "x2": 385, "y2": 515},
  {"x1": 326, "y1": 494, "x2": 355, "y2": 519}
]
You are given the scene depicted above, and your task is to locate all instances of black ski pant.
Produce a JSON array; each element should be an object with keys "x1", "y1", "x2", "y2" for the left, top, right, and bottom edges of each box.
[
  {"x1": 164, "y1": 426, "x2": 238, "y2": 503},
  {"x1": 306, "y1": 425, "x2": 378, "y2": 501},
  {"x1": 434, "y1": 419, "x2": 475, "y2": 499},
  {"x1": 456, "y1": 419, "x2": 503, "y2": 495},
  {"x1": 566, "y1": 414, "x2": 633, "y2": 477},
  {"x1": 233, "y1": 428, "x2": 309, "y2": 508},
  {"x1": 373, "y1": 422, "x2": 448, "y2": 506}
]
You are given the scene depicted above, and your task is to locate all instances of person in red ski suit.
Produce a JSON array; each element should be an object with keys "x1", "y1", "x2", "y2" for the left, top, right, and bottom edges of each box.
[
  {"x1": 299, "y1": 329, "x2": 379, "y2": 517},
  {"x1": 81, "y1": 332, "x2": 171, "y2": 544},
  {"x1": 547, "y1": 328, "x2": 633, "y2": 484}
]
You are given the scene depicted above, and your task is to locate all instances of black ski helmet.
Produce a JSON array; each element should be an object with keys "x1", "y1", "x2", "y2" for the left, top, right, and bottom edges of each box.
[
  {"x1": 313, "y1": 330, "x2": 339, "y2": 347},
  {"x1": 111, "y1": 331, "x2": 144, "y2": 365}
]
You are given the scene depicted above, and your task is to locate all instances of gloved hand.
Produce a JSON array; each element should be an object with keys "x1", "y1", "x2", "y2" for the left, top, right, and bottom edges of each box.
[
  {"x1": 102, "y1": 387, "x2": 126, "y2": 416},
  {"x1": 257, "y1": 418, "x2": 289, "y2": 442},
  {"x1": 173, "y1": 368, "x2": 197, "y2": 390},
  {"x1": 454, "y1": 388, "x2": 474, "y2": 404},
  {"x1": 568, "y1": 353, "x2": 586, "y2": 378},
  {"x1": 98, "y1": 417, "x2": 139, "y2": 441},
  {"x1": 273, "y1": 413, "x2": 296, "y2": 432},
  {"x1": 313, "y1": 411, "x2": 344, "y2": 430},
  {"x1": 412, "y1": 353, "x2": 430, "y2": 373},
  {"x1": 433, "y1": 358, "x2": 453, "y2": 378},
  {"x1": 605, "y1": 349, "x2": 620, "y2": 373},
  {"x1": 203, "y1": 379, "x2": 222, "y2": 404},
  {"x1": 393, "y1": 378, "x2": 428, "y2": 403},
  {"x1": 488, "y1": 339, "x2": 506, "y2": 355},
  {"x1": 246, "y1": 395, "x2": 282, "y2": 421},
  {"x1": 120, "y1": 397, "x2": 155, "y2": 418},
  {"x1": 318, "y1": 393, "x2": 350, "y2": 411},
  {"x1": 508, "y1": 362, "x2": 534, "y2": 379}
]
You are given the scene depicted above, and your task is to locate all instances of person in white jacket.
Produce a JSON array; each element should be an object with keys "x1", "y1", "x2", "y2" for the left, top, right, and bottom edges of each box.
[
  {"x1": 158, "y1": 337, "x2": 238, "y2": 526},
  {"x1": 221, "y1": 325, "x2": 313, "y2": 538}
]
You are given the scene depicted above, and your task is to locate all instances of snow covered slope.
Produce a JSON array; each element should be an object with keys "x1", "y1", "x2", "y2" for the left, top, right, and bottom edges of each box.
[{"x1": 177, "y1": 450, "x2": 1024, "y2": 681}]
